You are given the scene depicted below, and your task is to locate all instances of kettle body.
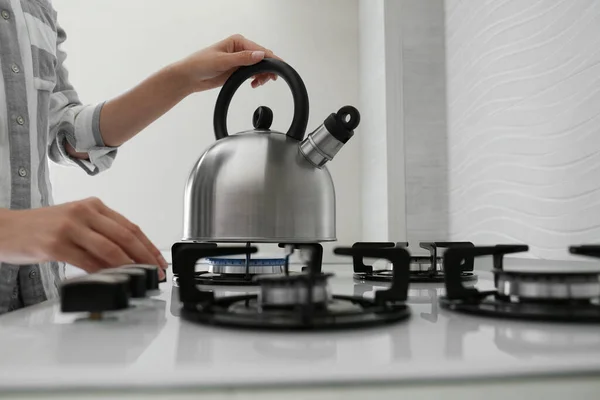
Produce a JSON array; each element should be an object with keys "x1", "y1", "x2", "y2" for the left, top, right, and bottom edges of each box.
[
  {"x1": 182, "y1": 58, "x2": 360, "y2": 244},
  {"x1": 183, "y1": 129, "x2": 336, "y2": 242}
]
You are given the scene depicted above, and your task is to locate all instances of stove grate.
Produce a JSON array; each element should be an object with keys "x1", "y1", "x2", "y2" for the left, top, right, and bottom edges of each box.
[
  {"x1": 439, "y1": 244, "x2": 600, "y2": 323},
  {"x1": 176, "y1": 244, "x2": 413, "y2": 331},
  {"x1": 351, "y1": 241, "x2": 477, "y2": 283}
]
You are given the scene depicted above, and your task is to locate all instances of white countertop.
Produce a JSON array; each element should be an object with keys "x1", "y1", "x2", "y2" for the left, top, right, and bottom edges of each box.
[{"x1": 1, "y1": 258, "x2": 600, "y2": 399}]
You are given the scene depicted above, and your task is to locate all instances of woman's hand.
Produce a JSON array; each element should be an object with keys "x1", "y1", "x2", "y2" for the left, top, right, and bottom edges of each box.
[
  {"x1": 88, "y1": 33, "x2": 282, "y2": 150},
  {"x1": 0, "y1": 198, "x2": 168, "y2": 279},
  {"x1": 173, "y1": 34, "x2": 282, "y2": 92}
]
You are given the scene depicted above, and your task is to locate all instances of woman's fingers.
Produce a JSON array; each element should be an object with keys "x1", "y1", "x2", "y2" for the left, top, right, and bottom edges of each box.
[
  {"x1": 57, "y1": 240, "x2": 106, "y2": 274},
  {"x1": 229, "y1": 35, "x2": 281, "y2": 87},
  {"x1": 238, "y1": 36, "x2": 283, "y2": 61},
  {"x1": 69, "y1": 224, "x2": 133, "y2": 268},
  {"x1": 74, "y1": 228, "x2": 166, "y2": 280},
  {"x1": 87, "y1": 213, "x2": 158, "y2": 267},
  {"x1": 251, "y1": 73, "x2": 277, "y2": 88},
  {"x1": 230, "y1": 35, "x2": 270, "y2": 55},
  {"x1": 94, "y1": 203, "x2": 167, "y2": 269}
]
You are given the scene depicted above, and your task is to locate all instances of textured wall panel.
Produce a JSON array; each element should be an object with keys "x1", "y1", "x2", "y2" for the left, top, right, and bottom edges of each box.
[
  {"x1": 401, "y1": 0, "x2": 449, "y2": 252},
  {"x1": 446, "y1": 0, "x2": 600, "y2": 259}
]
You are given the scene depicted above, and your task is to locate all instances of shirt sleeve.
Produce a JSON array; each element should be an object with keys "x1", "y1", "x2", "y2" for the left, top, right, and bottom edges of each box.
[{"x1": 47, "y1": 24, "x2": 118, "y2": 176}]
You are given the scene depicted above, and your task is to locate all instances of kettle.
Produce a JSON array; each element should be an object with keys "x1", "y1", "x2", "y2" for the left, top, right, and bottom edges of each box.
[{"x1": 182, "y1": 58, "x2": 360, "y2": 243}]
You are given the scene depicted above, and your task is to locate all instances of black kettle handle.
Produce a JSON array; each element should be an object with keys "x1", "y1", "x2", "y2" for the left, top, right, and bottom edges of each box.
[{"x1": 213, "y1": 58, "x2": 310, "y2": 141}]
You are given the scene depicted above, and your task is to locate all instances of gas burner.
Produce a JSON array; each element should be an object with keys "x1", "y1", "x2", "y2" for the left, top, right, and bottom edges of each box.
[
  {"x1": 207, "y1": 258, "x2": 286, "y2": 275},
  {"x1": 352, "y1": 241, "x2": 477, "y2": 283},
  {"x1": 439, "y1": 244, "x2": 600, "y2": 323},
  {"x1": 176, "y1": 245, "x2": 412, "y2": 331},
  {"x1": 496, "y1": 270, "x2": 600, "y2": 301},
  {"x1": 256, "y1": 273, "x2": 333, "y2": 309},
  {"x1": 171, "y1": 242, "x2": 322, "y2": 286}
]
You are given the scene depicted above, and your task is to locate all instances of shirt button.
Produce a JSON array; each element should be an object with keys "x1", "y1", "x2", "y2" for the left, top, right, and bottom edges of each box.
[
  {"x1": 11, "y1": 64, "x2": 19, "y2": 73},
  {"x1": 29, "y1": 270, "x2": 37, "y2": 279},
  {"x1": 1, "y1": 10, "x2": 10, "y2": 20},
  {"x1": 18, "y1": 167, "x2": 27, "y2": 177},
  {"x1": 16, "y1": 116, "x2": 25, "y2": 125}
]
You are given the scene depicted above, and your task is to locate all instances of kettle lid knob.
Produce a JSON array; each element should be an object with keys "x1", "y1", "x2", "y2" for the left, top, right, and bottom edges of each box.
[{"x1": 252, "y1": 106, "x2": 273, "y2": 130}]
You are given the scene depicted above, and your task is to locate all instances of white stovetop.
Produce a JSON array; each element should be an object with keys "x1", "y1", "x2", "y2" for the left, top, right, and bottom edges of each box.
[{"x1": 1, "y1": 258, "x2": 600, "y2": 395}]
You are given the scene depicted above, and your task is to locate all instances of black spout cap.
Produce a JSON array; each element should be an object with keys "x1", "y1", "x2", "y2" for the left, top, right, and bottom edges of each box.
[{"x1": 324, "y1": 106, "x2": 360, "y2": 144}]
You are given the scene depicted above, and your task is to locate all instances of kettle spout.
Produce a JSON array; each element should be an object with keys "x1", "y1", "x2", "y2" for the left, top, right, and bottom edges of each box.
[{"x1": 299, "y1": 106, "x2": 360, "y2": 168}]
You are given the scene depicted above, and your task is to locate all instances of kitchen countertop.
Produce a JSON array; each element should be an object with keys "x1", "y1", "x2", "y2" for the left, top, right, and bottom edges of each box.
[{"x1": 1, "y1": 258, "x2": 600, "y2": 399}]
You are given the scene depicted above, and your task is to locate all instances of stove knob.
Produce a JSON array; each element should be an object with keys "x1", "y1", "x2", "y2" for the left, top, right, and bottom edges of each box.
[
  {"x1": 60, "y1": 274, "x2": 130, "y2": 315},
  {"x1": 120, "y1": 264, "x2": 160, "y2": 291},
  {"x1": 99, "y1": 267, "x2": 147, "y2": 298}
]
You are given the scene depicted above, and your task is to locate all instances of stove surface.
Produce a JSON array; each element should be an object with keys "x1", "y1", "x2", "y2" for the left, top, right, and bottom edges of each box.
[{"x1": 0, "y1": 259, "x2": 600, "y2": 393}]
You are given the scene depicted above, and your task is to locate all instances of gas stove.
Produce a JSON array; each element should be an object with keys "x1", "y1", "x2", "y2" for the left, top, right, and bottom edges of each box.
[
  {"x1": 58, "y1": 241, "x2": 600, "y2": 328},
  {"x1": 5, "y1": 243, "x2": 600, "y2": 396}
]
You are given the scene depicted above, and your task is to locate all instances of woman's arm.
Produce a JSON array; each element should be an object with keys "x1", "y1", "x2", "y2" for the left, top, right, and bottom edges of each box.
[{"x1": 66, "y1": 34, "x2": 279, "y2": 157}]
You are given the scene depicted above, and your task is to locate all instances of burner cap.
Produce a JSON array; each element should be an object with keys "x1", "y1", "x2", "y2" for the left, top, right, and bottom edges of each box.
[
  {"x1": 205, "y1": 256, "x2": 286, "y2": 275},
  {"x1": 206, "y1": 256, "x2": 286, "y2": 265},
  {"x1": 496, "y1": 270, "x2": 600, "y2": 301},
  {"x1": 256, "y1": 273, "x2": 333, "y2": 309}
]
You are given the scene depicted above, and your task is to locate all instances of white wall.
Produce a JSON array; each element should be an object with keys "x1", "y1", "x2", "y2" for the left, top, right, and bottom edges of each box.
[
  {"x1": 359, "y1": 0, "x2": 390, "y2": 241},
  {"x1": 446, "y1": 0, "x2": 600, "y2": 260},
  {"x1": 358, "y1": 0, "x2": 407, "y2": 243},
  {"x1": 358, "y1": 0, "x2": 448, "y2": 254},
  {"x1": 49, "y1": 0, "x2": 360, "y2": 261}
]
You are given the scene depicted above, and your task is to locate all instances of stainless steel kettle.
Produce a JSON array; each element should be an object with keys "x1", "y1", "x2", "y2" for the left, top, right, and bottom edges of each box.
[{"x1": 182, "y1": 58, "x2": 360, "y2": 243}]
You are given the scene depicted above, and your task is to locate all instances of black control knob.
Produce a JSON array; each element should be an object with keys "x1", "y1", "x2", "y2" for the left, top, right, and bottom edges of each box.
[
  {"x1": 60, "y1": 275, "x2": 130, "y2": 315},
  {"x1": 100, "y1": 267, "x2": 147, "y2": 298},
  {"x1": 120, "y1": 264, "x2": 160, "y2": 290}
]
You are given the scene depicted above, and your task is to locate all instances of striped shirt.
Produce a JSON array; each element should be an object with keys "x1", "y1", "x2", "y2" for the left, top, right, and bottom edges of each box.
[{"x1": 0, "y1": 0, "x2": 117, "y2": 313}]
